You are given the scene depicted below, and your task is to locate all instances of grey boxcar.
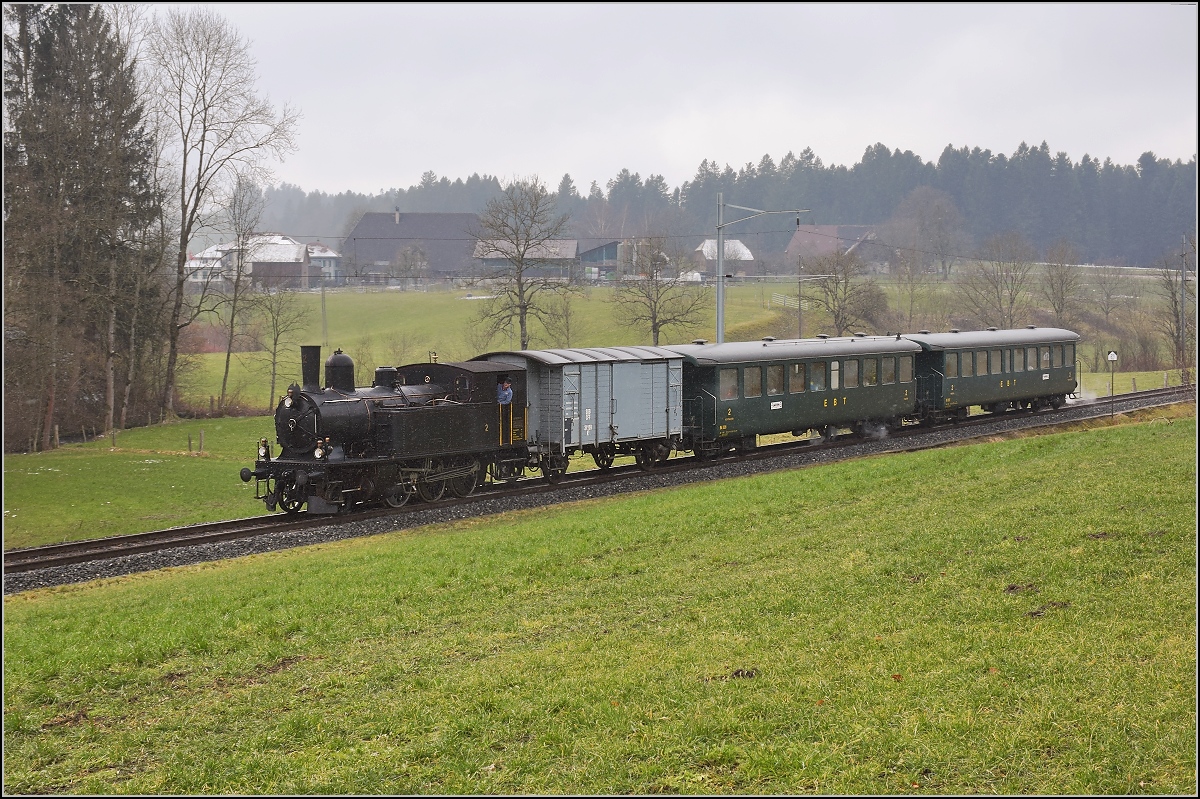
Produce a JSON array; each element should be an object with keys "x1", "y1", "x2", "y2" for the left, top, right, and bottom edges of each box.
[{"x1": 474, "y1": 347, "x2": 684, "y2": 474}]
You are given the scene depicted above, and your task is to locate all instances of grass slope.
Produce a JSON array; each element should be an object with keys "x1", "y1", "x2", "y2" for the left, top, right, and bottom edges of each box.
[{"x1": 4, "y1": 415, "x2": 1195, "y2": 794}]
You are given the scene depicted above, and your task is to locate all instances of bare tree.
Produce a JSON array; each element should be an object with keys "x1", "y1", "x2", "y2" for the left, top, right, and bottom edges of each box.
[
  {"x1": 145, "y1": 5, "x2": 299, "y2": 415},
  {"x1": 1090, "y1": 265, "x2": 1133, "y2": 326},
  {"x1": 250, "y1": 283, "x2": 307, "y2": 411},
  {"x1": 1039, "y1": 240, "x2": 1085, "y2": 328},
  {"x1": 469, "y1": 176, "x2": 572, "y2": 350},
  {"x1": 1152, "y1": 236, "x2": 1196, "y2": 384},
  {"x1": 609, "y1": 236, "x2": 710, "y2": 345},
  {"x1": 956, "y1": 232, "x2": 1037, "y2": 329},
  {"x1": 216, "y1": 171, "x2": 265, "y2": 412},
  {"x1": 391, "y1": 245, "x2": 428, "y2": 290},
  {"x1": 803, "y1": 250, "x2": 887, "y2": 336},
  {"x1": 891, "y1": 186, "x2": 967, "y2": 281}
]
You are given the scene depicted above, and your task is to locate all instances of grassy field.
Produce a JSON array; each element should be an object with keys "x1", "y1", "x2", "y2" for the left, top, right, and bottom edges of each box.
[{"x1": 3, "y1": 410, "x2": 1195, "y2": 794}]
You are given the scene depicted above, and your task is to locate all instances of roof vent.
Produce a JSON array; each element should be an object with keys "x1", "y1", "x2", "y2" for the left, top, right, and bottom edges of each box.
[
  {"x1": 987, "y1": 327, "x2": 998, "y2": 331},
  {"x1": 816, "y1": 333, "x2": 830, "y2": 339},
  {"x1": 950, "y1": 328, "x2": 960, "y2": 333},
  {"x1": 692, "y1": 339, "x2": 708, "y2": 345},
  {"x1": 762, "y1": 336, "x2": 776, "y2": 342},
  {"x1": 1026, "y1": 325, "x2": 1037, "y2": 329},
  {"x1": 918, "y1": 329, "x2": 931, "y2": 334},
  {"x1": 854, "y1": 332, "x2": 866, "y2": 337}
]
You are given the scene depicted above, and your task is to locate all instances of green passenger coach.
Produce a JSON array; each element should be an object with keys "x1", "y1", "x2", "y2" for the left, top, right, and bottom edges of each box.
[
  {"x1": 905, "y1": 326, "x2": 1081, "y2": 422},
  {"x1": 663, "y1": 335, "x2": 923, "y2": 456}
]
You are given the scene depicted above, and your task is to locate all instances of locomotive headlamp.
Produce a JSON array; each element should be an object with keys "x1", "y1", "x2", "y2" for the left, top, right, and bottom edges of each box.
[
  {"x1": 314, "y1": 445, "x2": 325, "y2": 459},
  {"x1": 258, "y1": 438, "x2": 269, "y2": 459},
  {"x1": 283, "y1": 396, "x2": 293, "y2": 408}
]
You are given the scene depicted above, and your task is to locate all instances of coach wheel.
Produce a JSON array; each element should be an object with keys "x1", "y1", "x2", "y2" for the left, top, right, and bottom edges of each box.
[
  {"x1": 543, "y1": 454, "x2": 569, "y2": 485},
  {"x1": 277, "y1": 477, "x2": 305, "y2": 514},
  {"x1": 450, "y1": 461, "x2": 481, "y2": 498},
  {"x1": 416, "y1": 478, "x2": 446, "y2": 503},
  {"x1": 819, "y1": 425, "x2": 838, "y2": 444},
  {"x1": 1050, "y1": 395, "x2": 1064, "y2": 409},
  {"x1": 383, "y1": 483, "x2": 412, "y2": 508},
  {"x1": 592, "y1": 448, "x2": 615, "y2": 470}
]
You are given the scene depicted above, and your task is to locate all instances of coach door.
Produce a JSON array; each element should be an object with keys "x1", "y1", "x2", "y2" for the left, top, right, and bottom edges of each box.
[{"x1": 563, "y1": 365, "x2": 581, "y2": 448}]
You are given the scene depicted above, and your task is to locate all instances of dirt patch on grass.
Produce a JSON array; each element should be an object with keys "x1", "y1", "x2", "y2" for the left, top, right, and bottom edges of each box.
[{"x1": 1026, "y1": 601, "x2": 1070, "y2": 617}]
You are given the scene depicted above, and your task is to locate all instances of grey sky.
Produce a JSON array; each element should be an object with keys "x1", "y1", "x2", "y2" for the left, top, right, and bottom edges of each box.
[{"x1": 193, "y1": 2, "x2": 1197, "y2": 196}]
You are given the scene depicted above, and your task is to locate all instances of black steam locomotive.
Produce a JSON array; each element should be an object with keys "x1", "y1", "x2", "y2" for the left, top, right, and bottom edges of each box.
[{"x1": 240, "y1": 346, "x2": 530, "y2": 513}]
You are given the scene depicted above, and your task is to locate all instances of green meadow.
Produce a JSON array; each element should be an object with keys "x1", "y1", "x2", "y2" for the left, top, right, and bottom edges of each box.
[{"x1": 3, "y1": 412, "x2": 1195, "y2": 794}]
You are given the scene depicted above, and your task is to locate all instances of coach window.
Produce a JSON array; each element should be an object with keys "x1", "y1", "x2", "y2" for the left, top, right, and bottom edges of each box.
[
  {"x1": 1012, "y1": 348, "x2": 1024, "y2": 372},
  {"x1": 1026, "y1": 347, "x2": 1038, "y2": 371},
  {"x1": 767, "y1": 364, "x2": 785, "y2": 396},
  {"x1": 899, "y1": 355, "x2": 913, "y2": 383},
  {"x1": 1041, "y1": 347, "x2": 1051, "y2": 369},
  {"x1": 1066, "y1": 343, "x2": 1075, "y2": 364},
  {"x1": 790, "y1": 363, "x2": 806, "y2": 393},
  {"x1": 744, "y1": 366, "x2": 763, "y2": 398},
  {"x1": 976, "y1": 351, "x2": 988, "y2": 376},
  {"x1": 720, "y1": 368, "x2": 739, "y2": 400},
  {"x1": 945, "y1": 352, "x2": 958, "y2": 378},
  {"x1": 990, "y1": 350, "x2": 1001, "y2": 374},
  {"x1": 961, "y1": 351, "x2": 974, "y2": 377},
  {"x1": 844, "y1": 359, "x2": 859, "y2": 388},
  {"x1": 863, "y1": 358, "x2": 878, "y2": 386},
  {"x1": 881, "y1": 356, "x2": 896, "y2": 384},
  {"x1": 810, "y1": 362, "x2": 826, "y2": 391},
  {"x1": 1052, "y1": 345, "x2": 1062, "y2": 368},
  {"x1": 830, "y1": 360, "x2": 840, "y2": 390}
]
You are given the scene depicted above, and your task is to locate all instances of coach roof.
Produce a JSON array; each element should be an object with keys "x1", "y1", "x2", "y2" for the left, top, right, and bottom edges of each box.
[
  {"x1": 902, "y1": 327, "x2": 1080, "y2": 351},
  {"x1": 662, "y1": 335, "x2": 921, "y2": 366}
]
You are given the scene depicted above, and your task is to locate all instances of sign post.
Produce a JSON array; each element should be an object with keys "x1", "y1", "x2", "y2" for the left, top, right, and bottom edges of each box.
[{"x1": 1108, "y1": 350, "x2": 1118, "y2": 418}]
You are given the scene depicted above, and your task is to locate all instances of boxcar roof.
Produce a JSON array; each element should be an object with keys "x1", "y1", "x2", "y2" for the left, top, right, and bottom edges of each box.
[
  {"x1": 903, "y1": 327, "x2": 1080, "y2": 351},
  {"x1": 662, "y1": 336, "x2": 921, "y2": 365},
  {"x1": 473, "y1": 346, "x2": 682, "y2": 366}
]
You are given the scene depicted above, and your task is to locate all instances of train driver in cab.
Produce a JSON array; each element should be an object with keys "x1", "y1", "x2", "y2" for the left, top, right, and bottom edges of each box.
[{"x1": 497, "y1": 376, "x2": 513, "y2": 405}]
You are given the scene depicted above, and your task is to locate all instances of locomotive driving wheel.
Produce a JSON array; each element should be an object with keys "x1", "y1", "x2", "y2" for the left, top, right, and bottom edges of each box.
[
  {"x1": 416, "y1": 477, "x2": 446, "y2": 503},
  {"x1": 383, "y1": 483, "x2": 412, "y2": 507},
  {"x1": 449, "y1": 459, "x2": 481, "y2": 498}
]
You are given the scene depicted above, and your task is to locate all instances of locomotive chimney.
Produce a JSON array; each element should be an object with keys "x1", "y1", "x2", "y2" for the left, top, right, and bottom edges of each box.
[{"x1": 301, "y1": 345, "x2": 322, "y2": 392}]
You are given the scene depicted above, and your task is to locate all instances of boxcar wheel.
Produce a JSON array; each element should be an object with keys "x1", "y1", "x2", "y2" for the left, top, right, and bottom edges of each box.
[{"x1": 592, "y1": 448, "x2": 615, "y2": 470}]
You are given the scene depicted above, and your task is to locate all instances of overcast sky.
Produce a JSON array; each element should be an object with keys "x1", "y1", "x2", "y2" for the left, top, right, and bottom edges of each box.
[{"x1": 175, "y1": 2, "x2": 1197, "y2": 197}]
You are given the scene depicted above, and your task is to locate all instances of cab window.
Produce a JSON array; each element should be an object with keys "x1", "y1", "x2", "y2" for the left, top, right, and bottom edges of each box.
[
  {"x1": 899, "y1": 355, "x2": 913, "y2": 383},
  {"x1": 767, "y1": 365, "x2": 784, "y2": 396},
  {"x1": 810, "y1": 362, "x2": 826, "y2": 391},
  {"x1": 744, "y1": 366, "x2": 762, "y2": 398},
  {"x1": 720, "y1": 368, "x2": 738, "y2": 400},
  {"x1": 844, "y1": 359, "x2": 859, "y2": 388},
  {"x1": 790, "y1": 363, "x2": 806, "y2": 393},
  {"x1": 881, "y1": 357, "x2": 896, "y2": 385},
  {"x1": 961, "y1": 351, "x2": 974, "y2": 377},
  {"x1": 945, "y1": 352, "x2": 958, "y2": 378}
]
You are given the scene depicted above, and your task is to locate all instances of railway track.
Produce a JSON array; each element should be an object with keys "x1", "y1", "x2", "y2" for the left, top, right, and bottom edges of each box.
[{"x1": 5, "y1": 384, "x2": 1192, "y2": 578}]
